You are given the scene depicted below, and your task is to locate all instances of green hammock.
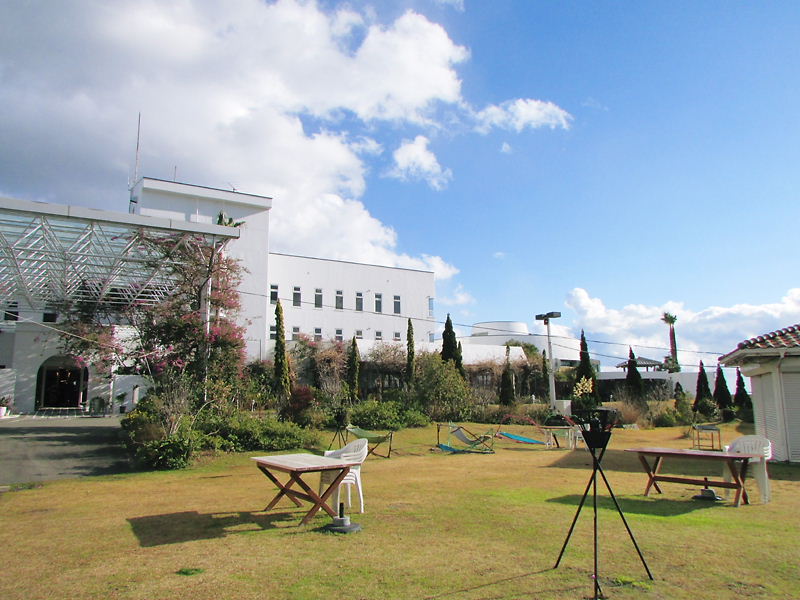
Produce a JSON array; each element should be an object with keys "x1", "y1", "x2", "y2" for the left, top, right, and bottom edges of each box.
[{"x1": 345, "y1": 425, "x2": 393, "y2": 458}]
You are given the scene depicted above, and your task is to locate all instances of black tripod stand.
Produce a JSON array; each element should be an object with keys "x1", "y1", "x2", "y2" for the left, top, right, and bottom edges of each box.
[{"x1": 554, "y1": 412, "x2": 653, "y2": 599}]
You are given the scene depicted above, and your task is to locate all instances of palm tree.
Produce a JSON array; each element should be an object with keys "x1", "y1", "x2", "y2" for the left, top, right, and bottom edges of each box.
[{"x1": 661, "y1": 312, "x2": 680, "y2": 372}]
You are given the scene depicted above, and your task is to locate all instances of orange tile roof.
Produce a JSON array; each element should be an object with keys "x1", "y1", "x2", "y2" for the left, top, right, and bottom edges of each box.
[{"x1": 736, "y1": 324, "x2": 800, "y2": 350}]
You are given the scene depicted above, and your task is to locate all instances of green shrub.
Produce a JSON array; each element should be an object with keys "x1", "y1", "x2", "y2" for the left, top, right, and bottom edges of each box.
[
  {"x1": 402, "y1": 408, "x2": 430, "y2": 428},
  {"x1": 520, "y1": 403, "x2": 553, "y2": 424},
  {"x1": 674, "y1": 394, "x2": 693, "y2": 425},
  {"x1": 195, "y1": 411, "x2": 310, "y2": 452},
  {"x1": 279, "y1": 385, "x2": 317, "y2": 426},
  {"x1": 414, "y1": 353, "x2": 473, "y2": 421},
  {"x1": 652, "y1": 409, "x2": 678, "y2": 427},
  {"x1": 694, "y1": 396, "x2": 718, "y2": 421},
  {"x1": 470, "y1": 404, "x2": 505, "y2": 424},
  {"x1": 737, "y1": 404, "x2": 754, "y2": 424},
  {"x1": 135, "y1": 436, "x2": 193, "y2": 470},
  {"x1": 351, "y1": 399, "x2": 405, "y2": 430},
  {"x1": 260, "y1": 417, "x2": 316, "y2": 450},
  {"x1": 120, "y1": 409, "x2": 163, "y2": 451}
]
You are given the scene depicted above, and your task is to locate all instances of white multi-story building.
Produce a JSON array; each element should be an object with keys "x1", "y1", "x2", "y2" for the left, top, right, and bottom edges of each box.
[
  {"x1": 267, "y1": 253, "x2": 435, "y2": 348},
  {"x1": 0, "y1": 178, "x2": 436, "y2": 413}
]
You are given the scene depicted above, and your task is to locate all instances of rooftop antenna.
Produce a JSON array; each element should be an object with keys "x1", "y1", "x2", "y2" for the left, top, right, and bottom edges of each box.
[{"x1": 128, "y1": 113, "x2": 141, "y2": 214}]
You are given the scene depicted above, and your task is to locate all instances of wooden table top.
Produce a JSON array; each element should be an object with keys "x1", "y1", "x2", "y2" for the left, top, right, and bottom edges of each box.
[
  {"x1": 251, "y1": 453, "x2": 359, "y2": 472},
  {"x1": 625, "y1": 447, "x2": 760, "y2": 460}
]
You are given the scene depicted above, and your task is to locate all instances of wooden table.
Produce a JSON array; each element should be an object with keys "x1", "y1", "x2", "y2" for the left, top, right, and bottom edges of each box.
[
  {"x1": 252, "y1": 454, "x2": 359, "y2": 525},
  {"x1": 625, "y1": 447, "x2": 760, "y2": 507}
]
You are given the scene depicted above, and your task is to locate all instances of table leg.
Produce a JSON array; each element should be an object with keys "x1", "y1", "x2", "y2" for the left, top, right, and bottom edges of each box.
[
  {"x1": 726, "y1": 458, "x2": 751, "y2": 507},
  {"x1": 294, "y1": 467, "x2": 350, "y2": 525},
  {"x1": 639, "y1": 455, "x2": 664, "y2": 496},
  {"x1": 259, "y1": 466, "x2": 303, "y2": 510}
]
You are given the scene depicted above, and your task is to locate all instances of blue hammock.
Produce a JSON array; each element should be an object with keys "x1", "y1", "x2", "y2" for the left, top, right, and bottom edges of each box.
[
  {"x1": 437, "y1": 443, "x2": 494, "y2": 454},
  {"x1": 496, "y1": 431, "x2": 546, "y2": 445}
]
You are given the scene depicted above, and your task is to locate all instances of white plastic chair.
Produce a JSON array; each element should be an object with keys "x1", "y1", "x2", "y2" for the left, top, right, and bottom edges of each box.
[
  {"x1": 723, "y1": 435, "x2": 772, "y2": 503},
  {"x1": 319, "y1": 437, "x2": 368, "y2": 513}
]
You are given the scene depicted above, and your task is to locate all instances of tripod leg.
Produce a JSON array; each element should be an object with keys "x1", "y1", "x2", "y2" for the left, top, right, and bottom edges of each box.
[
  {"x1": 592, "y1": 455, "x2": 602, "y2": 599},
  {"x1": 596, "y1": 463, "x2": 654, "y2": 580},
  {"x1": 554, "y1": 463, "x2": 597, "y2": 569}
]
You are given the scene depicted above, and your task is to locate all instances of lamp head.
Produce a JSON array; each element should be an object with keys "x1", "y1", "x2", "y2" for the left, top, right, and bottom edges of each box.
[{"x1": 535, "y1": 311, "x2": 561, "y2": 322}]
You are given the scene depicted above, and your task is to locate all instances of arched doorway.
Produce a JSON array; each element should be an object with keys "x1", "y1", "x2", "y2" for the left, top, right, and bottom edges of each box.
[{"x1": 36, "y1": 356, "x2": 89, "y2": 410}]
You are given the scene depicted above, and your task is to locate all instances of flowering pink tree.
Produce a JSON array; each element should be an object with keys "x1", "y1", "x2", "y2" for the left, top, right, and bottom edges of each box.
[{"x1": 59, "y1": 231, "x2": 247, "y2": 402}]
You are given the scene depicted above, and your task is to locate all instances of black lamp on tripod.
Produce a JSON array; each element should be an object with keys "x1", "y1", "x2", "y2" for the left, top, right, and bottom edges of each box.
[{"x1": 554, "y1": 408, "x2": 653, "y2": 599}]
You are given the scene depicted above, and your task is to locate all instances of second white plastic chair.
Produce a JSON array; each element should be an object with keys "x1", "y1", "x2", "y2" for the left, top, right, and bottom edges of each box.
[
  {"x1": 319, "y1": 437, "x2": 368, "y2": 513},
  {"x1": 723, "y1": 434, "x2": 772, "y2": 503}
]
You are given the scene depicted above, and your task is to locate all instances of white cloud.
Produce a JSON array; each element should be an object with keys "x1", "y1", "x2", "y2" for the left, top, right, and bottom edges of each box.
[
  {"x1": 565, "y1": 287, "x2": 800, "y2": 368},
  {"x1": 387, "y1": 135, "x2": 452, "y2": 190},
  {"x1": 434, "y1": 0, "x2": 466, "y2": 11},
  {"x1": 500, "y1": 142, "x2": 512, "y2": 154},
  {"x1": 438, "y1": 283, "x2": 475, "y2": 306},
  {"x1": 476, "y1": 99, "x2": 573, "y2": 133},
  {"x1": 0, "y1": 0, "x2": 567, "y2": 284},
  {"x1": 492, "y1": 251, "x2": 506, "y2": 259},
  {"x1": 581, "y1": 97, "x2": 609, "y2": 112}
]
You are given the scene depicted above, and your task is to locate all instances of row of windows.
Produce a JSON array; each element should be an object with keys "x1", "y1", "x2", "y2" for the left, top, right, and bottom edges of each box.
[
  {"x1": 269, "y1": 326, "x2": 404, "y2": 342},
  {"x1": 270, "y1": 285, "x2": 405, "y2": 314},
  {"x1": 269, "y1": 326, "x2": 435, "y2": 343}
]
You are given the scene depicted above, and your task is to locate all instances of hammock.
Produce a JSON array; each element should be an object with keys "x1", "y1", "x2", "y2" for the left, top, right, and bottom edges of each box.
[
  {"x1": 437, "y1": 423, "x2": 495, "y2": 454},
  {"x1": 345, "y1": 425, "x2": 394, "y2": 458},
  {"x1": 495, "y1": 431, "x2": 546, "y2": 445}
]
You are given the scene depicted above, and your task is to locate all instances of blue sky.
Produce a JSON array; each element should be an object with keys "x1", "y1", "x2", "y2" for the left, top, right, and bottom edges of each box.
[{"x1": 2, "y1": 0, "x2": 799, "y2": 370}]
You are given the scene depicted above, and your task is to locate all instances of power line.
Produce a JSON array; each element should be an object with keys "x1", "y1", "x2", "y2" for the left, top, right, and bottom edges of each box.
[{"x1": 256, "y1": 293, "x2": 727, "y2": 357}]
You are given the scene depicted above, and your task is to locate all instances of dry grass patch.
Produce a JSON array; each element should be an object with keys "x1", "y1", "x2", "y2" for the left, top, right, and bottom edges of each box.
[{"x1": 1, "y1": 422, "x2": 798, "y2": 599}]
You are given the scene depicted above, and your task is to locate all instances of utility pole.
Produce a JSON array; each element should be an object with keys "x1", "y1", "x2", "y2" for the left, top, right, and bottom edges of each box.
[{"x1": 536, "y1": 311, "x2": 561, "y2": 410}]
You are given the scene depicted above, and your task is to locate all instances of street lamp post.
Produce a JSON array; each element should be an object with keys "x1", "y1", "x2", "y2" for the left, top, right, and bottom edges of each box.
[{"x1": 535, "y1": 311, "x2": 561, "y2": 410}]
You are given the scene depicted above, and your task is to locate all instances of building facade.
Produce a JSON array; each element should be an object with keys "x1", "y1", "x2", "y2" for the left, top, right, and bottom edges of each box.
[
  {"x1": 267, "y1": 252, "x2": 435, "y2": 349},
  {"x1": 0, "y1": 178, "x2": 437, "y2": 413},
  {"x1": 721, "y1": 324, "x2": 800, "y2": 462}
]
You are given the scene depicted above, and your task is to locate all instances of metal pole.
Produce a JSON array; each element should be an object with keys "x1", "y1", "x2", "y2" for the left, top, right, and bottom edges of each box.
[{"x1": 546, "y1": 317, "x2": 557, "y2": 410}]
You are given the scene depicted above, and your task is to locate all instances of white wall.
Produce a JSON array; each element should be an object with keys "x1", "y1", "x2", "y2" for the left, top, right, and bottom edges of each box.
[
  {"x1": 461, "y1": 321, "x2": 584, "y2": 368},
  {"x1": 111, "y1": 375, "x2": 151, "y2": 413},
  {"x1": 134, "y1": 178, "x2": 272, "y2": 360},
  {"x1": 740, "y1": 355, "x2": 800, "y2": 462},
  {"x1": 266, "y1": 253, "x2": 435, "y2": 351}
]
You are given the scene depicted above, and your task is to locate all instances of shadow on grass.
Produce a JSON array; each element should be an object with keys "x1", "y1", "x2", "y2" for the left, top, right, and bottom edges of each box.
[
  {"x1": 546, "y1": 493, "x2": 721, "y2": 516},
  {"x1": 128, "y1": 509, "x2": 302, "y2": 546}
]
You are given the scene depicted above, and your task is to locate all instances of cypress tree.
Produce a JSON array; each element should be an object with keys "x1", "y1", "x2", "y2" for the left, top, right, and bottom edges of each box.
[
  {"x1": 713, "y1": 364, "x2": 733, "y2": 421},
  {"x1": 346, "y1": 336, "x2": 360, "y2": 403},
  {"x1": 733, "y1": 368, "x2": 753, "y2": 422},
  {"x1": 625, "y1": 347, "x2": 643, "y2": 397},
  {"x1": 539, "y1": 350, "x2": 550, "y2": 400},
  {"x1": 694, "y1": 361, "x2": 714, "y2": 418},
  {"x1": 272, "y1": 300, "x2": 291, "y2": 402},
  {"x1": 455, "y1": 341, "x2": 466, "y2": 378},
  {"x1": 405, "y1": 318, "x2": 415, "y2": 388},
  {"x1": 574, "y1": 330, "x2": 599, "y2": 406},
  {"x1": 499, "y1": 347, "x2": 515, "y2": 406},
  {"x1": 441, "y1": 313, "x2": 458, "y2": 363}
]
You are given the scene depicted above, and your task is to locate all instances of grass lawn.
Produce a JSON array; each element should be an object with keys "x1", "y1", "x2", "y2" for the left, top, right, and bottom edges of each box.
[{"x1": 1, "y1": 422, "x2": 798, "y2": 599}]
